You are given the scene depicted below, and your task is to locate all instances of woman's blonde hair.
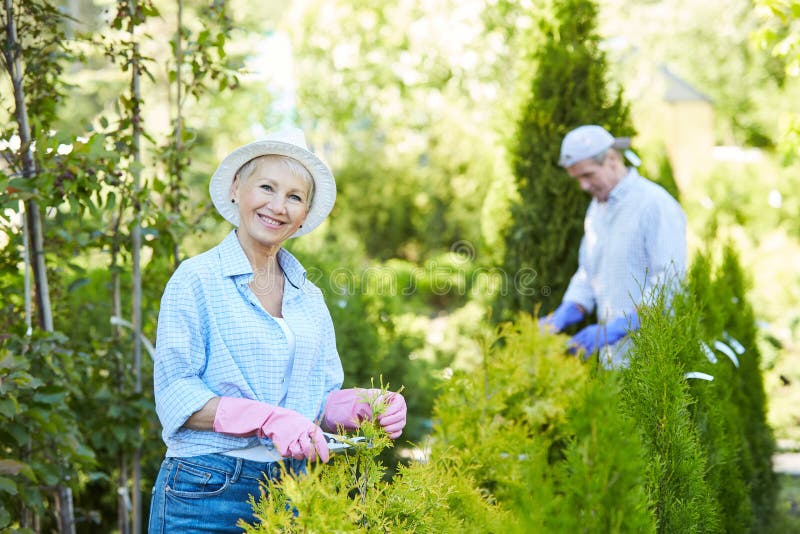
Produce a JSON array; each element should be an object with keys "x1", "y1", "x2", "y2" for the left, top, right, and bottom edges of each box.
[{"x1": 235, "y1": 155, "x2": 315, "y2": 207}]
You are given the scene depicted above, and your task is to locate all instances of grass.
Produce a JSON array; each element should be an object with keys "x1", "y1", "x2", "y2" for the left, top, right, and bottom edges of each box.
[{"x1": 775, "y1": 475, "x2": 800, "y2": 533}]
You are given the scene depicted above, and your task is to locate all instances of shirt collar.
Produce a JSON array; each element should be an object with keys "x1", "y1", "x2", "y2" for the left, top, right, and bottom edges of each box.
[
  {"x1": 219, "y1": 230, "x2": 253, "y2": 278},
  {"x1": 218, "y1": 230, "x2": 307, "y2": 289},
  {"x1": 607, "y1": 168, "x2": 640, "y2": 204},
  {"x1": 277, "y1": 248, "x2": 308, "y2": 289}
]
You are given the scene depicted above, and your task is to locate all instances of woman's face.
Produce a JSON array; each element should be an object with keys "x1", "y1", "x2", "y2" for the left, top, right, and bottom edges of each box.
[{"x1": 231, "y1": 157, "x2": 311, "y2": 254}]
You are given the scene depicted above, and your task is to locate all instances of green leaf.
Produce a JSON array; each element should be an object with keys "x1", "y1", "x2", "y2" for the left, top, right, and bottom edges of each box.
[
  {"x1": 0, "y1": 459, "x2": 26, "y2": 476},
  {"x1": 0, "y1": 398, "x2": 18, "y2": 418},
  {"x1": 141, "y1": 4, "x2": 160, "y2": 17},
  {"x1": 33, "y1": 387, "x2": 68, "y2": 405},
  {"x1": 0, "y1": 476, "x2": 17, "y2": 495},
  {"x1": 4, "y1": 423, "x2": 29, "y2": 446}
]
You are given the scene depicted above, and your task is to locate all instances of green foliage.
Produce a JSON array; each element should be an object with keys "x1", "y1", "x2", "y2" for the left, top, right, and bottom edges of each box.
[
  {"x1": 234, "y1": 250, "x2": 774, "y2": 533},
  {"x1": 678, "y1": 256, "x2": 754, "y2": 533},
  {"x1": 243, "y1": 405, "x2": 505, "y2": 532},
  {"x1": 621, "y1": 293, "x2": 723, "y2": 533},
  {"x1": 0, "y1": 332, "x2": 96, "y2": 531},
  {"x1": 497, "y1": 0, "x2": 633, "y2": 320},
  {"x1": 619, "y1": 246, "x2": 779, "y2": 533},
  {"x1": 432, "y1": 315, "x2": 656, "y2": 532},
  {"x1": 715, "y1": 245, "x2": 777, "y2": 529},
  {"x1": 287, "y1": 0, "x2": 513, "y2": 262},
  {"x1": 1, "y1": 0, "x2": 240, "y2": 528},
  {"x1": 639, "y1": 144, "x2": 681, "y2": 202}
]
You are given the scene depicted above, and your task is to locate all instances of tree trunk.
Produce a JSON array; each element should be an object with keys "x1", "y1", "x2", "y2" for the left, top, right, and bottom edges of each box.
[
  {"x1": 3, "y1": 1, "x2": 66, "y2": 531},
  {"x1": 130, "y1": 30, "x2": 144, "y2": 534},
  {"x1": 3, "y1": 0, "x2": 54, "y2": 332},
  {"x1": 172, "y1": 0, "x2": 184, "y2": 268},
  {"x1": 54, "y1": 486, "x2": 76, "y2": 534}
]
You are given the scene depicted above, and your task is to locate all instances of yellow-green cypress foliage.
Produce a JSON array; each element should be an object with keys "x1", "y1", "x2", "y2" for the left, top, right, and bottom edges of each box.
[
  {"x1": 497, "y1": 0, "x2": 633, "y2": 321},
  {"x1": 432, "y1": 315, "x2": 654, "y2": 531},
  {"x1": 431, "y1": 316, "x2": 587, "y2": 510},
  {"x1": 242, "y1": 409, "x2": 504, "y2": 532}
]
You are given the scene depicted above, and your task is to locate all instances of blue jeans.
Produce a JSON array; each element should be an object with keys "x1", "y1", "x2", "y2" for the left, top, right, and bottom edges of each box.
[{"x1": 148, "y1": 454, "x2": 305, "y2": 533}]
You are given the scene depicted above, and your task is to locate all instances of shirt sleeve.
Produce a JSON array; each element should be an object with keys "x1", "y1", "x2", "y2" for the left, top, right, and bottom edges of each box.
[
  {"x1": 153, "y1": 272, "x2": 217, "y2": 441},
  {"x1": 642, "y1": 197, "x2": 687, "y2": 306},
  {"x1": 562, "y1": 234, "x2": 596, "y2": 314},
  {"x1": 315, "y1": 301, "x2": 344, "y2": 421}
]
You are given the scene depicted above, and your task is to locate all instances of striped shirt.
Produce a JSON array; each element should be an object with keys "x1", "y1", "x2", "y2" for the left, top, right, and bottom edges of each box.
[
  {"x1": 563, "y1": 168, "x2": 686, "y2": 322},
  {"x1": 153, "y1": 230, "x2": 343, "y2": 457}
]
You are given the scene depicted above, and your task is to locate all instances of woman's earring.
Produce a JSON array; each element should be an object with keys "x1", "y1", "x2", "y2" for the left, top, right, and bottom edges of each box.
[{"x1": 231, "y1": 199, "x2": 235, "y2": 204}]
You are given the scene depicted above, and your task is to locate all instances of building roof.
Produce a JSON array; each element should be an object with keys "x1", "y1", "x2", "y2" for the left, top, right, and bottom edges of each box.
[{"x1": 661, "y1": 65, "x2": 713, "y2": 103}]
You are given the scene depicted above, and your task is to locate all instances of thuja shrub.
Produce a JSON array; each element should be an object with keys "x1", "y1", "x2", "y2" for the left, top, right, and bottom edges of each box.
[
  {"x1": 240, "y1": 257, "x2": 775, "y2": 532},
  {"x1": 432, "y1": 315, "x2": 655, "y2": 532},
  {"x1": 431, "y1": 317, "x2": 588, "y2": 506},
  {"x1": 679, "y1": 255, "x2": 753, "y2": 533},
  {"x1": 242, "y1": 421, "x2": 506, "y2": 533},
  {"x1": 620, "y1": 295, "x2": 722, "y2": 533},
  {"x1": 549, "y1": 370, "x2": 655, "y2": 533},
  {"x1": 497, "y1": 0, "x2": 633, "y2": 320},
  {"x1": 713, "y1": 245, "x2": 777, "y2": 530},
  {"x1": 675, "y1": 246, "x2": 776, "y2": 532}
]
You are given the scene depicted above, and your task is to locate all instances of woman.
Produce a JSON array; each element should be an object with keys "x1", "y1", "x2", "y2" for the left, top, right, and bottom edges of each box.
[{"x1": 148, "y1": 128, "x2": 407, "y2": 533}]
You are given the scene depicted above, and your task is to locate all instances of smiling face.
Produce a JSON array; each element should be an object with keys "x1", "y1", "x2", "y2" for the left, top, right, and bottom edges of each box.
[
  {"x1": 230, "y1": 155, "x2": 312, "y2": 257},
  {"x1": 565, "y1": 150, "x2": 626, "y2": 202}
]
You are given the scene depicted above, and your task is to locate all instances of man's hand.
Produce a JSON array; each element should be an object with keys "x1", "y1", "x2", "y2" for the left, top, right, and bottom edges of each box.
[
  {"x1": 539, "y1": 301, "x2": 584, "y2": 333},
  {"x1": 567, "y1": 313, "x2": 639, "y2": 357}
]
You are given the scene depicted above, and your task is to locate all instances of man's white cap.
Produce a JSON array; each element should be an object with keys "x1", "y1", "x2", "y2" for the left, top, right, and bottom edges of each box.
[{"x1": 558, "y1": 125, "x2": 632, "y2": 168}]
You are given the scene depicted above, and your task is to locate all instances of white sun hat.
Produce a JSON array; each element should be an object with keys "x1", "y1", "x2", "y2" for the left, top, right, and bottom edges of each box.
[
  {"x1": 209, "y1": 127, "x2": 336, "y2": 238},
  {"x1": 558, "y1": 125, "x2": 636, "y2": 168}
]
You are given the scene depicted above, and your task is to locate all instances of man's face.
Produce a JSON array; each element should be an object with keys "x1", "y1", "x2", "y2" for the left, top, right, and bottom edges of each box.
[{"x1": 566, "y1": 154, "x2": 622, "y2": 202}]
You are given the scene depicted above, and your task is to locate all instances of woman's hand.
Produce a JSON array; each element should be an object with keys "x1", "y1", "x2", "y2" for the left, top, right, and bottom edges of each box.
[{"x1": 322, "y1": 388, "x2": 407, "y2": 439}]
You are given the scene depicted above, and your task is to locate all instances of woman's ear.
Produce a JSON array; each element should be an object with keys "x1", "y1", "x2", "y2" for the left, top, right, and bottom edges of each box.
[{"x1": 229, "y1": 176, "x2": 239, "y2": 203}]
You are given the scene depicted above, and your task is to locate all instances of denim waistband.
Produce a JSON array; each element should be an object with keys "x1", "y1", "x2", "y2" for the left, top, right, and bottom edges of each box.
[{"x1": 172, "y1": 453, "x2": 303, "y2": 483}]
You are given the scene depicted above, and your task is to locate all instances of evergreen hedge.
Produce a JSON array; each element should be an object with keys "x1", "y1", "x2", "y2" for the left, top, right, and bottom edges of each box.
[{"x1": 241, "y1": 248, "x2": 776, "y2": 533}]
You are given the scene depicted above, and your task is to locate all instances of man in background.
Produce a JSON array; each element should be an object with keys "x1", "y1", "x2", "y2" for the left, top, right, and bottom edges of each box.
[{"x1": 540, "y1": 125, "x2": 687, "y2": 368}]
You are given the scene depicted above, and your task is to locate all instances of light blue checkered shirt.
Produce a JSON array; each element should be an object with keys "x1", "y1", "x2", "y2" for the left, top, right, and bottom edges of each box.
[
  {"x1": 154, "y1": 230, "x2": 344, "y2": 457},
  {"x1": 563, "y1": 169, "x2": 686, "y2": 322}
]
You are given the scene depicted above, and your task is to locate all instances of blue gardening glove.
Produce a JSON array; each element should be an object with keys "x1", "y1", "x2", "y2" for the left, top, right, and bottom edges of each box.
[
  {"x1": 539, "y1": 302, "x2": 584, "y2": 333},
  {"x1": 568, "y1": 313, "x2": 640, "y2": 356}
]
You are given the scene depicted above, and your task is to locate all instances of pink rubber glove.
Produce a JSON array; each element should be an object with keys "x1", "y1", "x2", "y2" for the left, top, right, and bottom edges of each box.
[
  {"x1": 322, "y1": 388, "x2": 407, "y2": 439},
  {"x1": 213, "y1": 397, "x2": 329, "y2": 462}
]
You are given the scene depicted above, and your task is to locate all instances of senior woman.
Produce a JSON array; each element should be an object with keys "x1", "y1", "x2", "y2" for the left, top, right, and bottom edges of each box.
[{"x1": 148, "y1": 128, "x2": 407, "y2": 533}]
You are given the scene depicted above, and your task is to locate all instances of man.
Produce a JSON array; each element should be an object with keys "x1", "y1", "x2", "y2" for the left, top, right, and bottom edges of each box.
[{"x1": 540, "y1": 125, "x2": 687, "y2": 368}]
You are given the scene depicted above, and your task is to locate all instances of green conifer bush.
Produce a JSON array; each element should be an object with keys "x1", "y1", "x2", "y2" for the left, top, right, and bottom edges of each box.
[
  {"x1": 432, "y1": 315, "x2": 655, "y2": 532},
  {"x1": 240, "y1": 251, "x2": 776, "y2": 533},
  {"x1": 242, "y1": 419, "x2": 505, "y2": 532},
  {"x1": 681, "y1": 253, "x2": 754, "y2": 533},
  {"x1": 552, "y1": 370, "x2": 655, "y2": 533},
  {"x1": 620, "y1": 294, "x2": 722, "y2": 533},
  {"x1": 714, "y1": 245, "x2": 777, "y2": 530},
  {"x1": 497, "y1": 0, "x2": 633, "y2": 320}
]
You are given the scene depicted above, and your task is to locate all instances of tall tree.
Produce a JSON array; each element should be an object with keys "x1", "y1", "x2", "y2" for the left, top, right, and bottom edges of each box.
[
  {"x1": 1, "y1": 1, "x2": 76, "y2": 532},
  {"x1": 496, "y1": 0, "x2": 632, "y2": 320}
]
